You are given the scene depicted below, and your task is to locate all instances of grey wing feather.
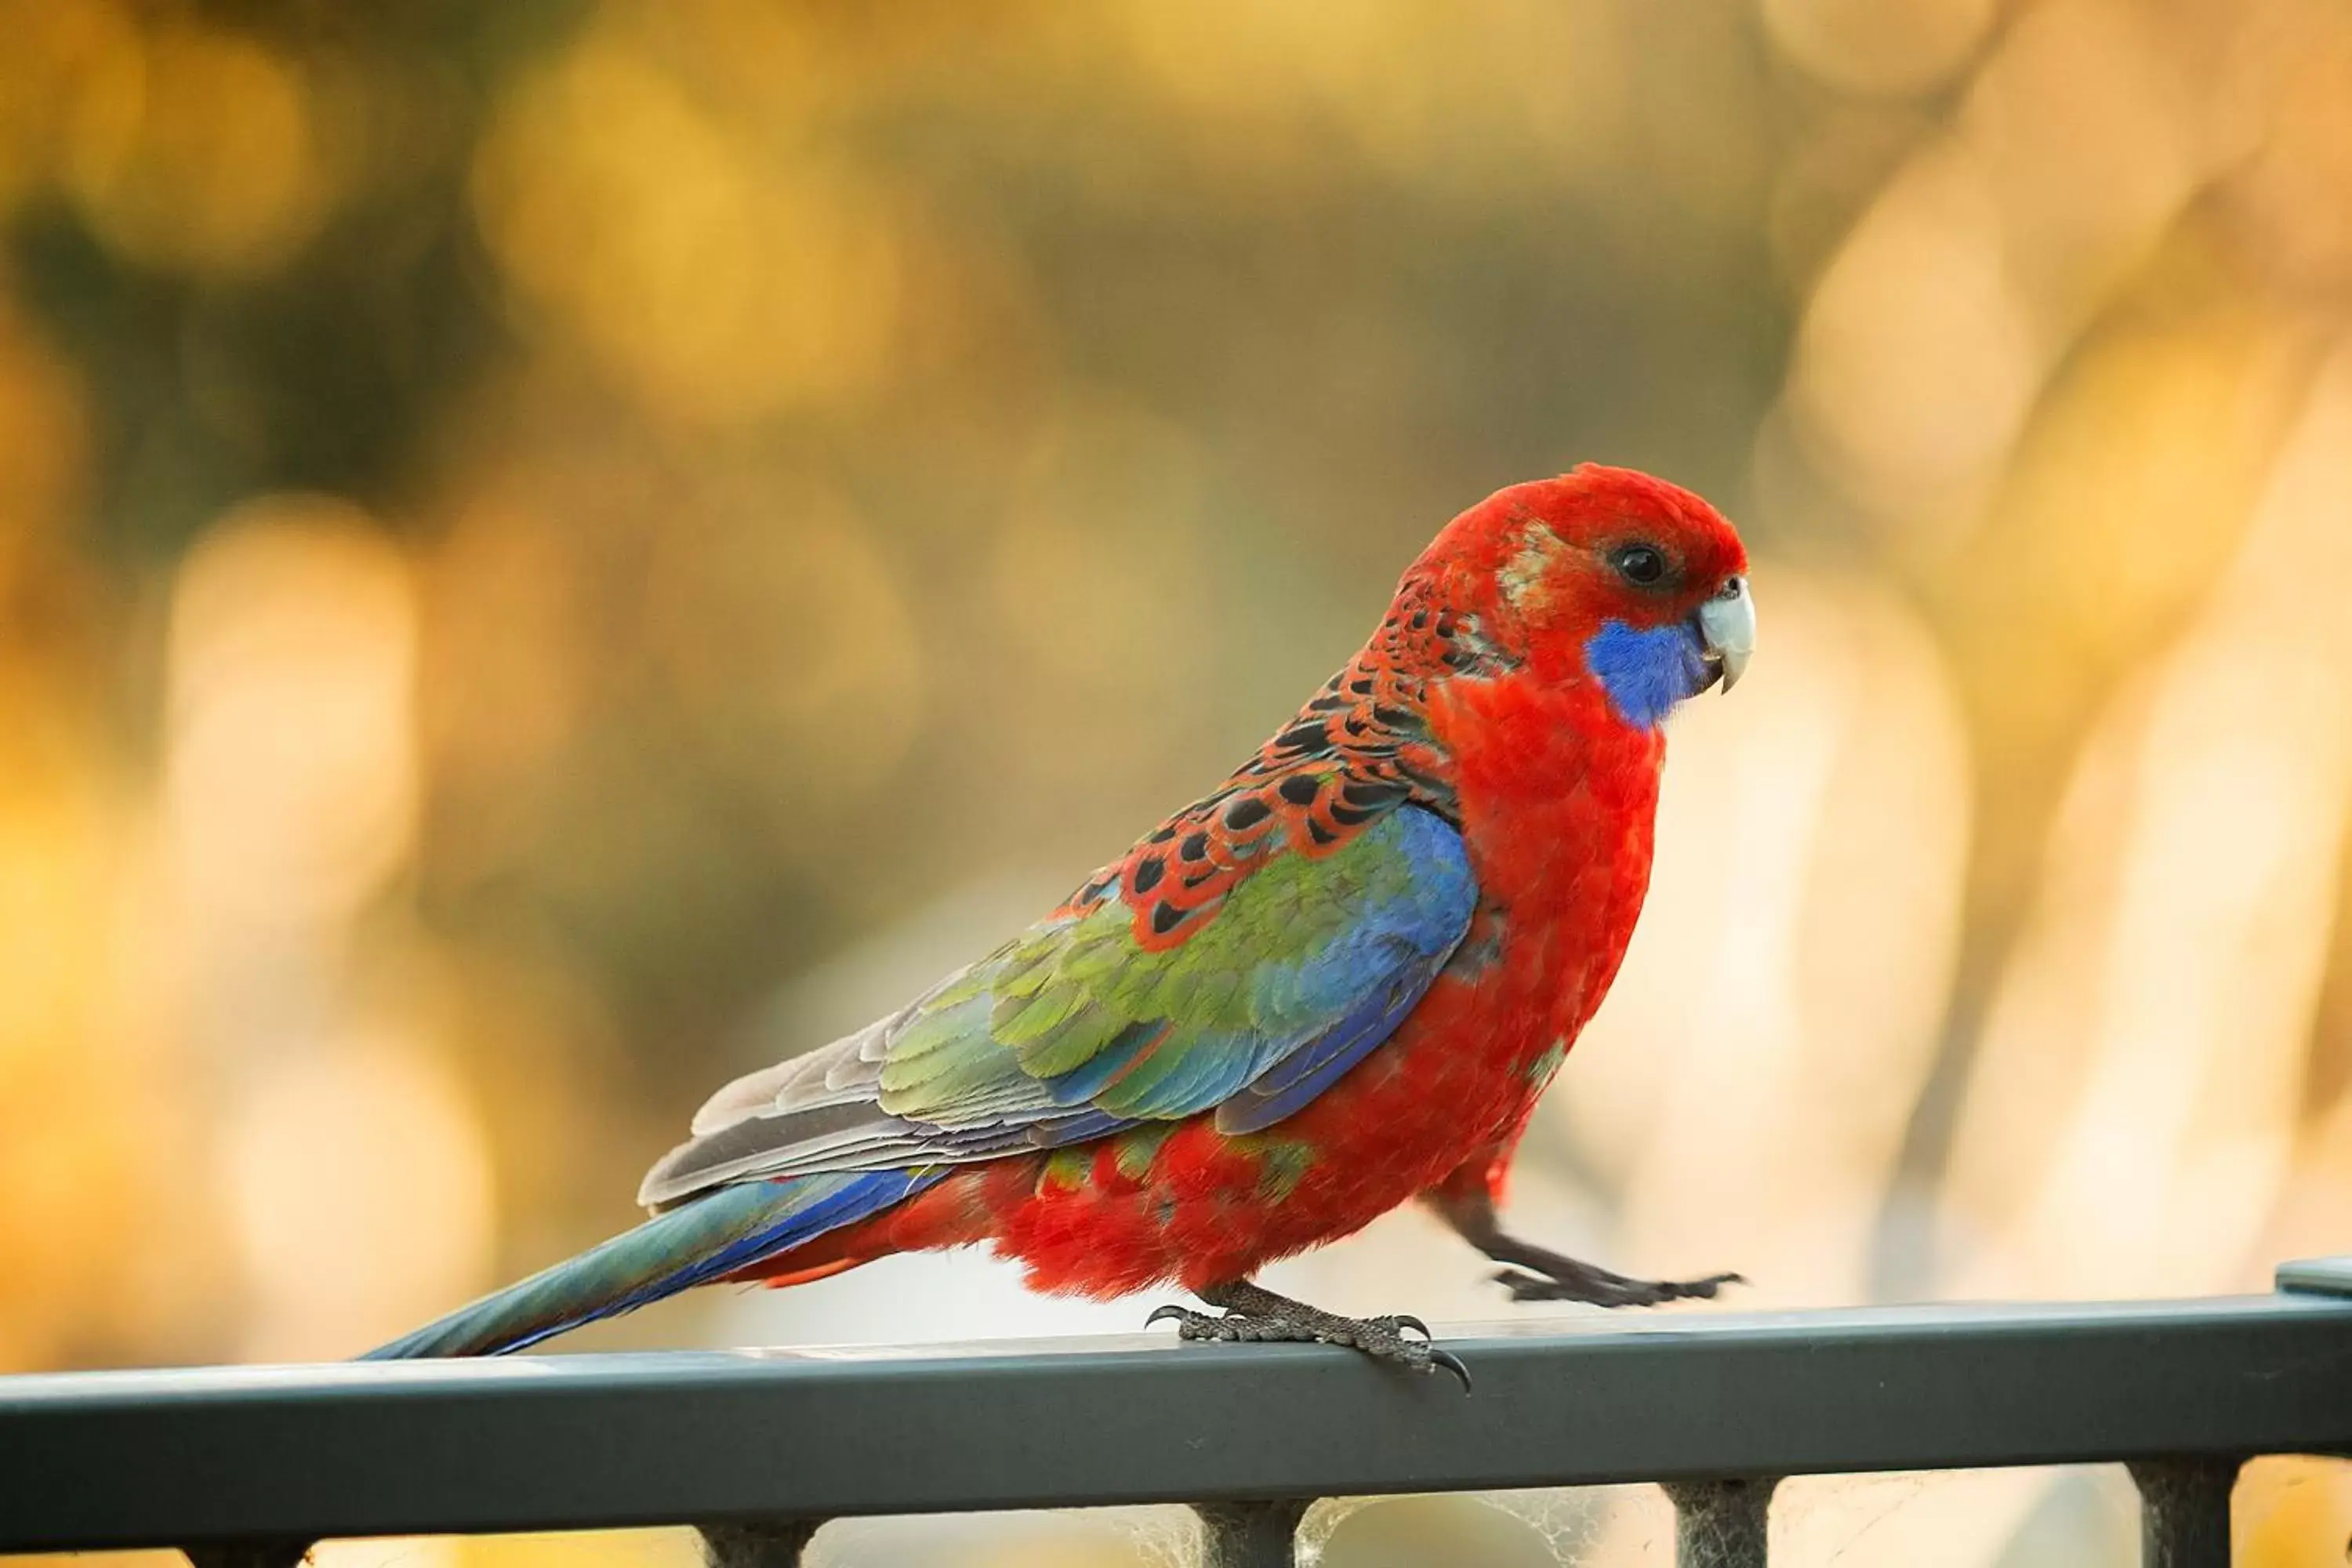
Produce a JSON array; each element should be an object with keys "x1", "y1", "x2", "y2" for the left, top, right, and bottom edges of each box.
[{"x1": 684, "y1": 1007, "x2": 898, "y2": 1135}]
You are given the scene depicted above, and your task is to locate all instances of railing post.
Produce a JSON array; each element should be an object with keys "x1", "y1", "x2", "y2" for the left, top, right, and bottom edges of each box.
[
  {"x1": 1664, "y1": 1476, "x2": 1777, "y2": 1568},
  {"x1": 699, "y1": 1519, "x2": 821, "y2": 1566},
  {"x1": 1193, "y1": 1498, "x2": 1310, "y2": 1568},
  {"x1": 183, "y1": 1539, "x2": 313, "y2": 1568},
  {"x1": 2129, "y1": 1457, "x2": 2238, "y2": 1568}
]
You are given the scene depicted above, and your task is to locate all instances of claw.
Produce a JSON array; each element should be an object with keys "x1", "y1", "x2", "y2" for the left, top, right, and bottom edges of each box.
[
  {"x1": 1145, "y1": 1304, "x2": 1196, "y2": 1331},
  {"x1": 1426, "y1": 1346, "x2": 1474, "y2": 1394},
  {"x1": 1389, "y1": 1313, "x2": 1432, "y2": 1340}
]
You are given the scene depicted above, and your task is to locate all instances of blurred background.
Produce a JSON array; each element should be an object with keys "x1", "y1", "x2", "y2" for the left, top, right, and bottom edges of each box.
[{"x1": 2, "y1": 0, "x2": 2350, "y2": 1562}]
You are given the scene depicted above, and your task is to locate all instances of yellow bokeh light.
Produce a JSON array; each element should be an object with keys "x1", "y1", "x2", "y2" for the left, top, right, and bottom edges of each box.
[
  {"x1": 0, "y1": 0, "x2": 137, "y2": 227},
  {"x1": 471, "y1": 27, "x2": 905, "y2": 425},
  {"x1": 1760, "y1": 0, "x2": 1998, "y2": 97},
  {"x1": 60, "y1": 20, "x2": 325, "y2": 276},
  {"x1": 1770, "y1": 1469, "x2": 2094, "y2": 1568},
  {"x1": 1114, "y1": 0, "x2": 1635, "y2": 195},
  {"x1": 2232, "y1": 29, "x2": 2352, "y2": 299},
  {"x1": 1785, "y1": 139, "x2": 2038, "y2": 535},
  {"x1": 1956, "y1": 0, "x2": 2206, "y2": 335},
  {"x1": 0, "y1": 303, "x2": 85, "y2": 568},
  {"x1": 983, "y1": 405, "x2": 1215, "y2": 800},
  {"x1": 457, "y1": 1528, "x2": 703, "y2": 1568},
  {"x1": 644, "y1": 484, "x2": 928, "y2": 831},
  {"x1": 164, "y1": 495, "x2": 419, "y2": 932},
  {"x1": 1947, "y1": 347, "x2": 2352, "y2": 1301},
  {"x1": 2238, "y1": 1457, "x2": 2352, "y2": 1568},
  {"x1": 224, "y1": 1025, "x2": 496, "y2": 1362}
]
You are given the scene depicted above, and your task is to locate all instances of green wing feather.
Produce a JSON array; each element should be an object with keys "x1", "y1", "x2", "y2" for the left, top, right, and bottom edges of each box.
[
  {"x1": 636, "y1": 806, "x2": 1475, "y2": 1206},
  {"x1": 877, "y1": 808, "x2": 1470, "y2": 1124}
]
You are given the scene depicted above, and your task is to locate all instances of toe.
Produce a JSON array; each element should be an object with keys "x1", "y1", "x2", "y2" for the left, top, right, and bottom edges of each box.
[
  {"x1": 1493, "y1": 1269, "x2": 1557, "y2": 1302},
  {"x1": 1493, "y1": 1266, "x2": 1746, "y2": 1307},
  {"x1": 1656, "y1": 1272, "x2": 1744, "y2": 1302}
]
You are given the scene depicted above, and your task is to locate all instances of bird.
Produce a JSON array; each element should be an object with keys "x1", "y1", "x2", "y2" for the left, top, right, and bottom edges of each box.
[{"x1": 366, "y1": 463, "x2": 1756, "y2": 1389}]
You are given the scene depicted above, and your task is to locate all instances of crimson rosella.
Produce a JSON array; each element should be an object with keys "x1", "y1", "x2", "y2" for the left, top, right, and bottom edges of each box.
[{"x1": 368, "y1": 464, "x2": 1757, "y2": 1386}]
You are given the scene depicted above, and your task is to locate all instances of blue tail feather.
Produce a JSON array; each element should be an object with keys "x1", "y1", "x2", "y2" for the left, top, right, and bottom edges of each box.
[{"x1": 364, "y1": 1169, "x2": 941, "y2": 1360}]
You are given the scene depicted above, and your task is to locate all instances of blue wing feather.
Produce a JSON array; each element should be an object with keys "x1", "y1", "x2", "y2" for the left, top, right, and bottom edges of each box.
[
  {"x1": 1214, "y1": 954, "x2": 1446, "y2": 1134},
  {"x1": 364, "y1": 1169, "x2": 943, "y2": 1359}
]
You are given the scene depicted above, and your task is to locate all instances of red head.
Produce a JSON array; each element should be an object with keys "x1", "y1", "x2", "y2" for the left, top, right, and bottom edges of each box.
[{"x1": 1410, "y1": 464, "x2": 1754, "y2": 728}]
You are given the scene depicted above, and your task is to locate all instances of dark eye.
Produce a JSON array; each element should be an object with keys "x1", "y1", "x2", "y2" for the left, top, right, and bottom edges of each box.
[{"x1": 1612, "y1": 543, "x2": 1669, "y2": 586}]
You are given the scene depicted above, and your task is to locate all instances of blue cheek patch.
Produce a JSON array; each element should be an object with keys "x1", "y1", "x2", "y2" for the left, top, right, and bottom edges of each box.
[{"x1": 1584, "y1": 619, "x2": 1709, "y2": 730}]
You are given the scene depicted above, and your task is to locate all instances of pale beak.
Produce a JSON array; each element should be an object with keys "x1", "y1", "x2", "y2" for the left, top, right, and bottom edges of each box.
[{"x1": 1695, "y1": 575, "x2": 1755, "y2": 693}]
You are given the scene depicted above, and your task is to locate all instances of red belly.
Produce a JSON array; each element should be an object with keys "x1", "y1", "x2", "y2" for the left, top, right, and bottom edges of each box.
[{"x1": 999, "y1": 957, "x2": 1569, "y2": 1297}]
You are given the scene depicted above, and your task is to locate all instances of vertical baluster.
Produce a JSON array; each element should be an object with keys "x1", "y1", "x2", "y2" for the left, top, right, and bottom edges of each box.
[
  {"x1": 1664, "y1": 1477, "x2": 1777, "y2": 1568},
  {"x1": 2129, "y1": 1458, "x2": 2238, "y2": 1568},
  {"x1": 700, "y1": 1519, "x2": 822, "y2": 1566},
  {"x1": 1194, "y1": 1499, "x2": 1311, "y2": 1568}
]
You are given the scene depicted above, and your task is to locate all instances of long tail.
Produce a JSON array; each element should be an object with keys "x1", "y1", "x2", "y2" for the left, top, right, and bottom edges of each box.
[{"x1": 364, "y1": 1169, "x2": 940, "y2": 1359}]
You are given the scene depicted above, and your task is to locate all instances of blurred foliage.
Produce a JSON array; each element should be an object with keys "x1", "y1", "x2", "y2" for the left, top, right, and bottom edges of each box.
[{"x1": 4, "y1": 0, "x2": 2352, "y2": 1563}]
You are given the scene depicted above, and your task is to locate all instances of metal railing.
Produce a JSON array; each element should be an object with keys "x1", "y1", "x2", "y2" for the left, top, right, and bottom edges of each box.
[{"x1": 4, "y1": 1259, "x2": 2351, "y2": 1568}]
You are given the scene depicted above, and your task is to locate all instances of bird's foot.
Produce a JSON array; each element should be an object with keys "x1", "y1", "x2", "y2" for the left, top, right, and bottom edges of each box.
[
  {"x1": 1490, "y1": 1249, "x2": 1743, "y2": 1308},
  {"x1": 1146, "y1": 1279, "x2": 1471, "y2": 1392}
]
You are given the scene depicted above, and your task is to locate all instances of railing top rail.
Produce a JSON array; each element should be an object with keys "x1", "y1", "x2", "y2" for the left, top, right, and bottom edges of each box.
[{"x1": 5, "y1": 1288, "x2": 2352, "y2": 1554}]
